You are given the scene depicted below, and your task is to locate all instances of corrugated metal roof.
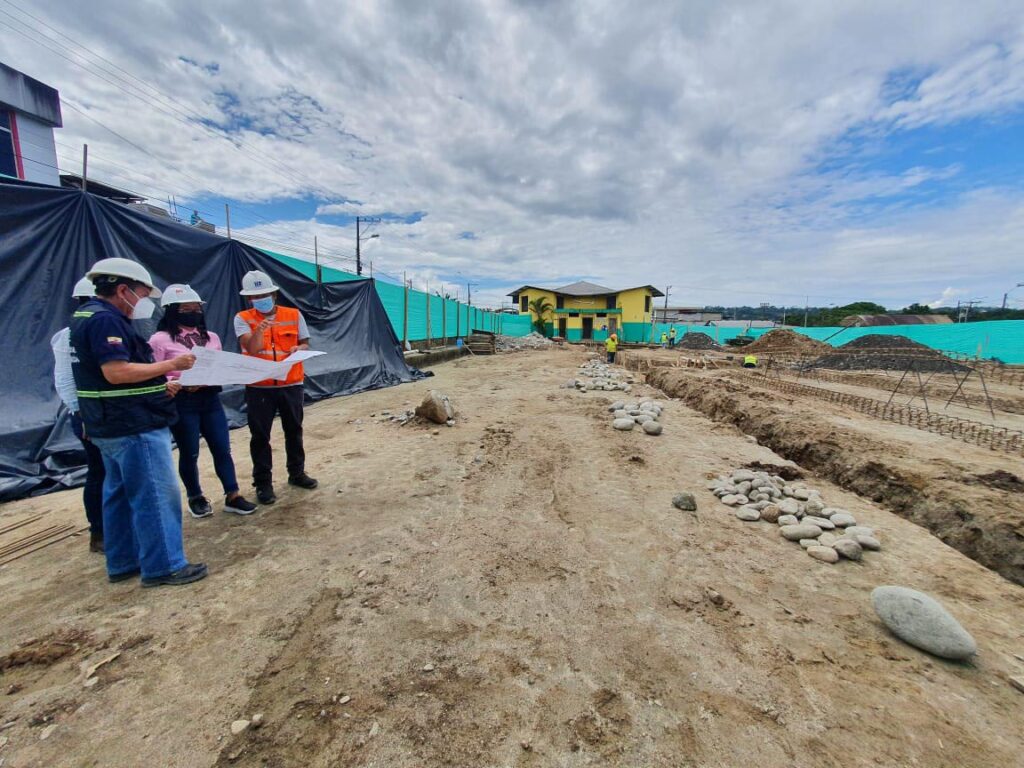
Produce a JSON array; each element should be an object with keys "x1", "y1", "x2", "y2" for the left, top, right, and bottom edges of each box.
[{"x1": 842, "y1": 314, "x2": 954, "y2": 327}]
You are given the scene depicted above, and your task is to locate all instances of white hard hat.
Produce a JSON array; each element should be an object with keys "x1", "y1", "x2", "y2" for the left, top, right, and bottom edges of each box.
[
  {"x1": 161, "y1": 283, "x2": 204, "y2": 307},
  {"x1": 240, "y1": 270, "x2": 279, "y2": 296},
  {"x1": 72, "y1": 276, "x2": 96, "y2": 298},
  {"x1": 86, "y1": 258, "x2": 162, "y2": 298}
]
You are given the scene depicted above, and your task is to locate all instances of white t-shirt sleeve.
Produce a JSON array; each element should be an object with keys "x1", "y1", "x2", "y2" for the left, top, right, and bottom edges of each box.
[
  {"x1": 50, "y1": 327, "x2": 78, "y2": 412},
  {"x1": 233, "y1": 314, "x2": 250, "y2": 338},
  {"x1": 297, "y1": 311, "x2": 309, "y2": 339}
]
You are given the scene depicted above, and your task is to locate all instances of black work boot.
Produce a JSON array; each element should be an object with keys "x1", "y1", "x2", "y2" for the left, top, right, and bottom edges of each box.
[
  {"x1": 256, "y1": 485, "x2": 277, "y2": 505},
  {"x1": 89, "y1": 532, "x2": 104, "y2": 553},
  {"x1": 288, "y1": 473, "x2": 318, "y2": 490}
]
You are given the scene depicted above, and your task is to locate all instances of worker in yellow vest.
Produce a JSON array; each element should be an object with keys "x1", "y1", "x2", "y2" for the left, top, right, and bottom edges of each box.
[
  {"x1": 743, "y1": 354, "x2": 758, "y2": 368},
  {"x1": 605, "y1": 333, "x2": 618, "y2": 364},
  {"x1": 235, "y1": 270, "x2": 318, "y2": 505}
]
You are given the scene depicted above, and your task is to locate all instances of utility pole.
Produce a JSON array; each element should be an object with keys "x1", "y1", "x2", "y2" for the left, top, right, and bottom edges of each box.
[
  {"x1": 1001, "y1": 283, "x2": 1024, "y2": 310},
  {"x1": 355, "y1": 216, "x2": 381, "y2": 276},
  {"x1": 467, "y1": 282, "x2": 472, "y2": 333},
  {"x1": 425, "y1": 282, "x2": 431, "y2": 349},
  {"x1": 803, "y1": 296, "x2": 809, "y2": 328},
  {"x1": 81, "y1": 144, "x2": 88, "y2": 191},
  {"x1": 225, "y1": 204, "x2": 232, "y2": 239}
]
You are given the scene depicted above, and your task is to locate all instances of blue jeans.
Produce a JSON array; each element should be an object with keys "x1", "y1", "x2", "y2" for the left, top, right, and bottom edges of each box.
[
  {"x1": 170, "y1": 389, "x2": 239, "y2": 499},
  {"x1": 91, "y1": 428, "x2": 189, "y2": 580}
]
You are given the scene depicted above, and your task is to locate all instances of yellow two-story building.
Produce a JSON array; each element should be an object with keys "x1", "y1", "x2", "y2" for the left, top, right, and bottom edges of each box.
[{"x1": 508, "y1": 281, "x2": 664, "y2": 343}]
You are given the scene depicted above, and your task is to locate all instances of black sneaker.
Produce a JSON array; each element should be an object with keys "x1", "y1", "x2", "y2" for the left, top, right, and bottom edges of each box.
[
  {"x1": 188, "y1": 495, "x2": 213, "y2": 519},
  {"x1": 89, "y1": 532, "x2": 105, "y2": 553},
  {"x1": 288, "y1": 473, "x2": 319, "y2": 490},
  {"x1": 141, "y1": 563, "x2": 208, "y2": 588},
  {"x1": 256, "y1": 486, "x2": 277, "y2": 505},
  {"x1": 224, "y1": 495, "x2": 257, "y2": 515},
  {"x1": 108, "y1": 568, "x2": 140, "y2": 584}
]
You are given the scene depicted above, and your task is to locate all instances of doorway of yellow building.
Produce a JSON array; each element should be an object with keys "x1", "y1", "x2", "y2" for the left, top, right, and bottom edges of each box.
[
  {"x1": 582, "y1": 317, "x2": 594, "y2": 340},
  {"x1": 557, "y1": 318, "x2": 567, "y2": 338}
]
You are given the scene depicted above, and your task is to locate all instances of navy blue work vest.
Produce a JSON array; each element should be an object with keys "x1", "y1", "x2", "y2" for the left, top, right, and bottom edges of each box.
[{"x1": 69, "y1": 299, "x2": 177, "y2": 438}]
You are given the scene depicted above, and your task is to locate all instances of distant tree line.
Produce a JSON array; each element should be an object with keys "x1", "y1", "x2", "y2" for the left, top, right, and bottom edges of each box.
[{"x1": 704, "y1": 302, "x2": 1024, "y2": 325}]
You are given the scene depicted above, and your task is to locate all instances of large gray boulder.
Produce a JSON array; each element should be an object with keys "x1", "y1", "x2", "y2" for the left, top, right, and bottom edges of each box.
[
  {"x1": 612, "y1": 418, "x2": 635, "y2": 431},
  {"x1": 416, "y1": 390, "x2": 456, "y2": 424},
  {"x1": 871, "y1": 586, "x2": 977, "y2": 660}
]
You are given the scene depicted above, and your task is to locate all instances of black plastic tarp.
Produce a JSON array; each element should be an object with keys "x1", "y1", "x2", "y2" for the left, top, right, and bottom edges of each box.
[{"x1": 0, "y1": 179, "x2": 425, "y2": 502}]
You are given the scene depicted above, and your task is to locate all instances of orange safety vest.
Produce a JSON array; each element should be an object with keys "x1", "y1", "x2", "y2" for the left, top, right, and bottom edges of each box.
[{"x1": 237, "y1": 305, "x2": 305, "y2": 387}]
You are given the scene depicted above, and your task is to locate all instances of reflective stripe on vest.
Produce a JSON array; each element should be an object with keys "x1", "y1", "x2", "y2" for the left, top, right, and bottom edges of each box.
[{"x1": 77, "y1": 383, "x2": 168, "y2": 398}]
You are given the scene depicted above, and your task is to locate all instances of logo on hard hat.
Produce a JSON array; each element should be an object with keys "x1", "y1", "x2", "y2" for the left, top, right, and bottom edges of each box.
[{"x1": 254, "y1": 280, "x2": 263, "y2": 287}]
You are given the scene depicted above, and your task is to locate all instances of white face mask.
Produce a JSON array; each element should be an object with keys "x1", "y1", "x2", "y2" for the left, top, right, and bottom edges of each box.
[{"x1": 127, "y1": 289, "x2": 156, "y2": 320}]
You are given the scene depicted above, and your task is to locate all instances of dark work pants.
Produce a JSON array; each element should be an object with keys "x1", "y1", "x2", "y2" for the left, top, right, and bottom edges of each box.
[
  {"x1": 170, "y1": 388, "x2": 239, "y2": 499},
  {"x1": 607, "y1": 351, "x2": 615, "y2": 364},
  {"x1": 70, "y1": 412, "x2": 104, "y2": 535},
  {"x1": 245, "y1": 385, "x2": 305, "y2": 487}
]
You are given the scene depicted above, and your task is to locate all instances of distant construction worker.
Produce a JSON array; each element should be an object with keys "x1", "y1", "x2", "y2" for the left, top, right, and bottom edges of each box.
[
  {"x1": 669, "y1": 326, "x2": 677, "y2": 348},
  {"x1": 71, "y1": 258, "x2": 207, "y2": 587},
  {"x1": 660, "y1": 331, "x2": 668, "y2": 348},
  {"x1": 51, "y1": 276, "x2": 105, "y2": 553},
  {"x1": 605, "y1": 333, "x2": 618, "y2": 364},
  {"x1": 235, "y1": 270, "x2": 318, "y2": 505},
  {"x1": 743, "y1": 353, "x2": 758, "y2": 369}
]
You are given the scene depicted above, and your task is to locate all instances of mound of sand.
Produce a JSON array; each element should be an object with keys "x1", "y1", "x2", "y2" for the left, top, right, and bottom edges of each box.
[{"x1": 743, "y1": 329, "x2": 831, "y2": 354}]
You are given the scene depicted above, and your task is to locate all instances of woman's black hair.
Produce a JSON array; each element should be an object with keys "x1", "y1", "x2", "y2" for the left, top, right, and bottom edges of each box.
[{"x1": 156, "y1": 303, "x2": 210, "y2": 345}]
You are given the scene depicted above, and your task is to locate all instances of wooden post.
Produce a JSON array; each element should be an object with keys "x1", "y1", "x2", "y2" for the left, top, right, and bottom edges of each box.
[
  {"x1": 225, "y1": 203, "x2": 232, "y2": 239},
  {"x1": 81, "y1": 144, "x2": 88, "y2": 191},
  {"x1": 402, "y1": 272, "x2": 409, "y2": 349},
  {"x1": 442, "y1": 294, "x2": 447, "y2": 345},
  {"x1": 314, "y1": 236, "x2": 321, "y2": 286},
  {"x1": 425, "y1": 282, "x2": 431, "y2": 349}
]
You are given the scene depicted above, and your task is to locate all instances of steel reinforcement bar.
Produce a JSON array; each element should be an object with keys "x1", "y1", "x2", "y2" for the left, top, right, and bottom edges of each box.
[{"x1": 744, "y1": 373, "x2": 1024, "y2": 456}]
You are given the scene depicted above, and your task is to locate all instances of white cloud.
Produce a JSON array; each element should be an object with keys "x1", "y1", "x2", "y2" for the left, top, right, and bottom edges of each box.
[
  {"x1": 4, "y1": 0, "x2": 1024, "y2": 309},
  {"x1": 929, "y1": 287, "x2": 966, "y2": 308}
]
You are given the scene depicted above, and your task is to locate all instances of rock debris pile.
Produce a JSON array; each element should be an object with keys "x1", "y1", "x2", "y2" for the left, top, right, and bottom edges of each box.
[
  {"x1": 708, "y1": 468, "x2": 881, "y2": 564},
  {"x1": 562, "y1": 358, "x2": 634, "y2": 392},
  {"x1": 608, "y1": 399, "x2": 664, "y2": 435},
  {"x1": 496, "y1": 332, "x2": 555, "y2": 351},
  {"x1": 675, "y1": 332, "x2": 724, "y2": 351}
]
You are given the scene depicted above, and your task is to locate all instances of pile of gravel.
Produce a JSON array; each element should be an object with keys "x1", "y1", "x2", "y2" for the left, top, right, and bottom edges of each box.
[
  {"x1": 675, "y1": 332, "x2": 723, "y2": 351},
  {"x1": 807, "y1": 334, "x2": 967, "y2": 372},
  {"x1": 708, "y1": 468, "x2": 881, "y2": 564},
  {"x1": 497, "y1": 332, "x2": 554, "y2": 351},
  {"x1": 608, "y1": 399, "x2": 664, "y2": 436}
]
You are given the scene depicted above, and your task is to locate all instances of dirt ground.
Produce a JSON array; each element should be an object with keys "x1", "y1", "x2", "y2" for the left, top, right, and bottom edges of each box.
[{"x1": 1, "y1": 347, "x2": 1023, "y2": 767}]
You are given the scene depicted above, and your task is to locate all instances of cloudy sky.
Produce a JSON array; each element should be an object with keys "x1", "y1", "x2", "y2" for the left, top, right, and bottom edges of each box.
[{"x1": 3, "y1": 0, "x2": 1024, "y2": 309}]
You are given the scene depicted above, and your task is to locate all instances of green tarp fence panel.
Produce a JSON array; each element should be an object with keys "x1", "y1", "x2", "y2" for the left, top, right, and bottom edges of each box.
[{"x1": 262, "y1": 249, "x2": 501, "y2": 344}]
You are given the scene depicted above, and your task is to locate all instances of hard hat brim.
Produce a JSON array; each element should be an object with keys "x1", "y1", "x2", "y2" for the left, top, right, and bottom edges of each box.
[{"x1": 239, "y1": 286, "x2": 280, "y2": 296}]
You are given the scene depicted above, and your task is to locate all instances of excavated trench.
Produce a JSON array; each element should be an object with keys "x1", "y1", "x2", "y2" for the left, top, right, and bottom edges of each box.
[{"x1": 636, "y1": 364, "x2": 1024, "y2": 586}]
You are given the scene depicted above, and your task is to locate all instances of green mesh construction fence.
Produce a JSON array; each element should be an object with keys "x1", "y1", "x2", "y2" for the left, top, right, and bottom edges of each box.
[
  {"x1": 262, "y1": 252, "x2": 1021, "y2": 362},
  {"x1": 747, "y1": 321, "x2": 1024, "y2": 364}
]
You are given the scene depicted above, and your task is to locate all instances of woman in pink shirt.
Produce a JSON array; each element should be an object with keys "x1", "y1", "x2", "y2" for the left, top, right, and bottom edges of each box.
[{"x1": 150, "y1": 285, "x2": 256, "y2": 518}]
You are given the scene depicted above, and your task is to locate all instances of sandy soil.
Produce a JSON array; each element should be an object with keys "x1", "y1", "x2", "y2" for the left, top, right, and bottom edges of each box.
[{"x1": 1, "y1": 347, "x2": 1023, "y2": 767}]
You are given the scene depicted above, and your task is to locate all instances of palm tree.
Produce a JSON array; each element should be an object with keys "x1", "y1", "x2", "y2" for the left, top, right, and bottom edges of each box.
[{"x1": 528, "y1": 296, "x2": 554, "y2": 336}]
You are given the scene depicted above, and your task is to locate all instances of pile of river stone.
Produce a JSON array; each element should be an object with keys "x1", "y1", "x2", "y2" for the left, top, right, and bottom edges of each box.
[
  {"x1": 708, "y1": 468, "x2": 881, "y2": 564},
  {"x1": 608, "y1": 399, "x2": 664, "y2": 436},
  {"x1": 561, "y1": 358, "x2": 633, "y2": 392}
]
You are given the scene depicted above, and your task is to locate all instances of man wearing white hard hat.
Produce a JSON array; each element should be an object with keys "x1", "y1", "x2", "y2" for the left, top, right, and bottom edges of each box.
[
  {"x1": 234, "y1": 269, "x2": 318, "y2": 505},
  {"x1": 50, "y1": 276, "x2": 106, "y2": 553},
  {"x1": 151, "y1": 284, "x2": 256, "y2": 518},
  {"x1": 70, "y1": 258, "x2": 207, "y2": 588}
]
